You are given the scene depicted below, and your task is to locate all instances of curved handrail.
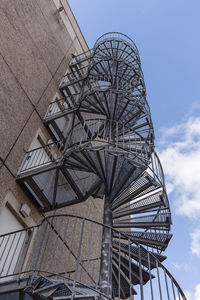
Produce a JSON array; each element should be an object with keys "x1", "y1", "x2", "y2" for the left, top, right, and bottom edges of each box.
[
  {"x1": 64, "y1": 117, "x2": 153, "y2": 157},
  {"x1": 0, "y1": 215, "x2": 185, "y2": 299},
  {"x1": 63, "y1": 118, "x2": 167, "y2": 202},
  {"x1": 38, "y1": 215, "x2": 186, "y2": 299},
  {"x1": 94, "y1": 32, "x2": 139, "y2": 54},
  {"x1": 60, "y1": 64, "x2": 143, "y2": 94}
]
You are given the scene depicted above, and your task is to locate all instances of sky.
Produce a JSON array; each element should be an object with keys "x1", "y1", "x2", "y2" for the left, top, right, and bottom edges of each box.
[{"x1": 67, "y1": 0, "x2": 200, "y2": 298}]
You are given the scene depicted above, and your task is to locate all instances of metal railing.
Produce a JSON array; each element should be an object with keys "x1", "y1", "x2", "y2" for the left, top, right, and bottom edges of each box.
[
  {"x1": 70, "y1": 49, "x2": 92, "y2": 66},
  {"x1": 63, "y1": 118, "x2": 166, "y2": 190},
  {"x1": 0, "y1": 225, "x2": 38, "y2": 282},
  {"x1": 65, "y1": 118, "x2": 152, "y2": 152},
  {"x1": 60, "y1": 64, "x2": 89, "y2": 88},
  {"x1": 61, "y1": 69, "x2": 143, "y2": 94},
  {"x1": 17, "y1": 120, "x2": 165, "y2": 198},
  {"x1": 44, "y1": 95, "x2": 80, "y2": 121},
  {"x1": 18, "y1": 140, "x2": 63, "y2": 174},
  {"x1": 0, "y1": 215, "x2": 186, "y2": 300},
  {"x1": 94, "y1": 32, "x2": 139, "y2": 55}
]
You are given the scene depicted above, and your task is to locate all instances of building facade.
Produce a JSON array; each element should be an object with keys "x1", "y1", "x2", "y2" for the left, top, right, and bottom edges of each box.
[
  {"x1": 0, "y1": 0, "x2": 103, "y2": 226},
  {"x1": 0, "y1": 1, "x2": 186, "y2": 299}
]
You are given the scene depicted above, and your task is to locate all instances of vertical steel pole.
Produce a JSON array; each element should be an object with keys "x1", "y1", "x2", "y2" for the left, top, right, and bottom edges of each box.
[{"x1": 99, "y1": 195, "x2": 113, "y2": 299}]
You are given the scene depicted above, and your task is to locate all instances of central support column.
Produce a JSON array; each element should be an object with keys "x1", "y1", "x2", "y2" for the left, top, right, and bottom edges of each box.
[{"x1": 99, "y1": 194, "x2": 113, "y2": 299}]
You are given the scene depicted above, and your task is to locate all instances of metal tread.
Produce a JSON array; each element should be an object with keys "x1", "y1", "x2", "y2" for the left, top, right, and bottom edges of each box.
[
  {"x1": 113, "y1": 211, "x2": 171, "y2": 229},
  {"x1": 26, "y1": 276, "x2": 99, "y2": 299},
  {"x1": 112, "y1": 241, "x2": 167, "y2": 266},
  {"x1": 113, "y1": 231, "x2": 172, "y2": 251},
  {"x1": 111, "y1": 172, "x2": 160, "y2": 210},
  {"x1": 112, "y1": 192, "x2": 164, "y2": 218}
]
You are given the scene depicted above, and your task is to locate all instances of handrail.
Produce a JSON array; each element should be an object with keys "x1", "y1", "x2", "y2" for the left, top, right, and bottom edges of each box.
[
  {"x1": 94, "y1": 32, "x2": 139, "y2": 54},
  {"x1": 0, "y1": 215, "x2": 186, "y2": 299},
  {"x1": 60, "y1": 68, "x2": 143, "y2": 93},
  {"x1": 70, "y1": 49, "x2": 92, "y2": 66},
  {"x1": 17, "y1": 120, "x2": 165, "y2": 197},
  {"x1": 62, "y1": 118, "x2": 166, "y2": 188}
]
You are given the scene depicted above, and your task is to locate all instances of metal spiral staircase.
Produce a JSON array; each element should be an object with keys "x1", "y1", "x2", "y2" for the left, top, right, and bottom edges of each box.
[{"x1": 0, "y1": 33, "x2": 187, "y2": 299}]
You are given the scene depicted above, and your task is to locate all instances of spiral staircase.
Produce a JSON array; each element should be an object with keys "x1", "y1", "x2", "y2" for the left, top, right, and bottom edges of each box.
[{"x1": 0, "y1": 33, "x2": 187, "y2": 299}]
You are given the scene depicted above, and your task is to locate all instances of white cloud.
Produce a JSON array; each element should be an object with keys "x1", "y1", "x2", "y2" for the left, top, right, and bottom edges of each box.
[
  {"x1": 173, "y1": 263, "x2": 181, "y2": 270},
  {"x1": 190, "y1": 228, "x2": 200, "y2": 257},
  {"x1": 195, "y1": 284, "x2": 200, "y2": 300},
  {"x1": 172, "y1": 262, "x2": 191, "y2": 271},
  {"x1": 158, "y1": 116, "x2": 200, "y2": 219},
  {"x1": 184, "y1": 283, "x2": 200, "y2": 300}
]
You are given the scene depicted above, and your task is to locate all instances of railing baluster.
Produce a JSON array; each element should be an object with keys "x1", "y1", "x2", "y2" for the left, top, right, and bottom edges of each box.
[
  {"x1": 164, "y1": 269, "x2": 170, "y2": 300},
  {"x1": 128, "y1": 238, "x2": 133, "y2": 300},
  {"x1": 84, "y1": 221, "x2": 94, "y2": 285},
  {"x1": 36, "y1": 218, "x2": 54, "y2": 275},
  {"x1": 65, "y1": 218, "x2": 78, "y2": 277},
  {"x1": 156, "y1": 260, "x2": 163, "y2": 300},
  {"x1": 177, "y1": 287, "x2": 181, "y2": 300},
  {"x1": 0, "y1": 236, "x2": 10, "y2": 269},
  {"x1": 35, "y1": 148, "x2": 43, "y2": 168},
  {"x1": 138, "y1": 245, "x2": 144, "y2": 300},
  {"x1": 0, "y1": 234, "x2": 16, "y2": 276},
  {"x1": 74, "y1": 219, "x2": 85, "y2": 288},
  {"x1": 26, "y1": 148, "x2": 38, "y2": 170},
  {"x1": 0, "y1": 236, "x2": 4, "y2": 248},
  {"x1": 28, "y1": 223, "x2": 46, "y2": 274},
  {"x1": 18, "y1": 227, "x2": 35, "y2": 280},
  {"x1": 6, "y1": 231, "x2": 23, "y2": 276},
  {"x1": 171, "y1": 277, "x2": 177, "y2": 300},
  {"x1": 42, "y1": 216, "x2": 58, "y2": 273},
  {"x1": 48, "y1": 216, "x2": 64, "y2": 272},
  {"x1": 147, "y1": 252, "x2": 154, "y2": 300},
  {"x1": 56, "y1": 217, "x2": 69, "y2": 275}
]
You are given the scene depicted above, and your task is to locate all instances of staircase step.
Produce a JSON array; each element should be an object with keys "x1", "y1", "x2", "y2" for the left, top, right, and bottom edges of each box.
[
  {"x1": 64, "y1": 151, "x2": 93, "y2": 173},
  {"x1": 112, "y1": 251, "x2": 154, "y2": 285},
  {"x1": 29, "y1": 276, "x2": 99, "y2": 299},
  {"x1": 113, "y1": 231, "x2": 172, "y2": 251},
  {"x1": 112, "y1": 190, "x2": 164, "y2": 218},
  {"x1": 53, "y1": 296, "x2": 96, "y2": 300},
  {"x1": 89, "y1": 180, "x2": 105, "y2": 199},
  {"x1": 113, "y1": 212, "x2": 171, "y2": 229},
  {"x1": 109, "y1": 160, "x2": 146, "y2": 201},
  {"x1": 112, "y1": 263, "x2": 137, "y2": 298},
  {"x1": 111, "y1": 172, "x2": 159, "y2": 210},
  {"x1": 112, "y1": 241, "x2": 166, "y2": 268}
]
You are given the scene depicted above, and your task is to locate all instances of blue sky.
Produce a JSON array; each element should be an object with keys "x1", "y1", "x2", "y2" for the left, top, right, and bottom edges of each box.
[{"x1": 68, "y1": 0, "x2": 200, "y2": 298}]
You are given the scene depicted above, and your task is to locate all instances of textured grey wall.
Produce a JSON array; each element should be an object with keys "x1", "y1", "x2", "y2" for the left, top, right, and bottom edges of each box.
[{"x1": 0, "y1": 0, "x2": 102, "y2": 224}]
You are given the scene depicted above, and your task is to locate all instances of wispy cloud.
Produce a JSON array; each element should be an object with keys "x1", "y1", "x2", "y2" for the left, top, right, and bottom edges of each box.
[
  {"x1": 158, "y1": 116, "x2": 200, "y2": 219},
  {"x1": 172, "y1": 262, "x2": 191, "y2": 271},
  {"x1": 190, "y1": 228, "x2": 200, "y2": 257}
]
